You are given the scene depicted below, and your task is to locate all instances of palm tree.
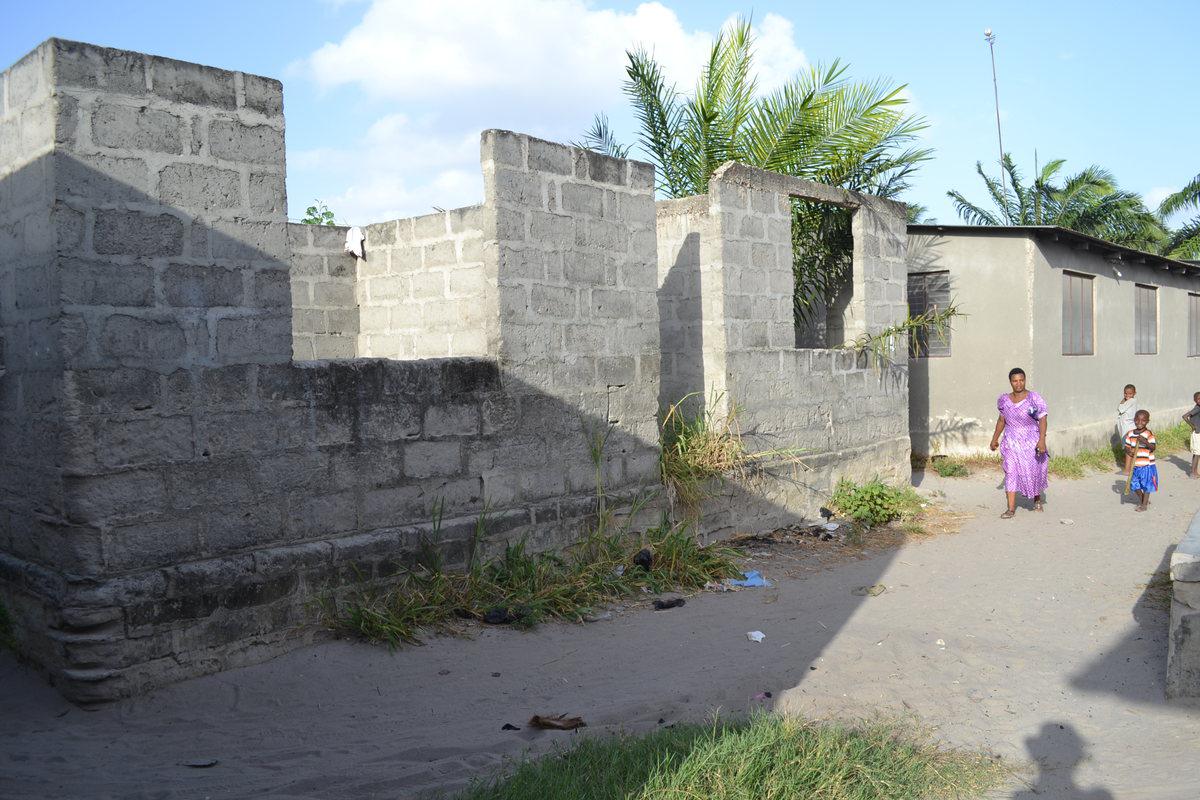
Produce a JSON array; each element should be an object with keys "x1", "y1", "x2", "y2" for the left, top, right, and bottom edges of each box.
[
  {"x1": 948, "y1": 156, "x2": 1165, "y2": 251},
  {"x1": 1158, "y1": 175, "x2": 1200, "y2": 259},
  {"x1": 584, "y1": 18, "x2": 930, "y2": 327}
]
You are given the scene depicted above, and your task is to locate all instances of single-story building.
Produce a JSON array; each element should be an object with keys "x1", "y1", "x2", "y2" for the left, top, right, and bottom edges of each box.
[{"x1": 907, "y1": 225, "x2": 1200, "y2": 457}]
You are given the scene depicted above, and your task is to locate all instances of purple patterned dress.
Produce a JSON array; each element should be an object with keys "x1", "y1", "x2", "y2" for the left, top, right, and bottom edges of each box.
[{"x1": 998, "y1": 390, "x2": 1049, "y2": 498}]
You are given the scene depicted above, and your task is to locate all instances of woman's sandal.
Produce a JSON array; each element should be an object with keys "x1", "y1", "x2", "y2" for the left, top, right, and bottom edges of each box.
[
  {"x1": 1000, "y1": 509, "x2": 1015, "y2": 519},
  {"x1": 1033, "y1": 501, "x2": 1044, "y2": 512}
]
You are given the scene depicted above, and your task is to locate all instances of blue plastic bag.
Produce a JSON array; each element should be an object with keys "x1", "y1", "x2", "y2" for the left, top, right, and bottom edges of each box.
[{"x1": 726, "y1": 570, "x2": 772, "y2": 588}]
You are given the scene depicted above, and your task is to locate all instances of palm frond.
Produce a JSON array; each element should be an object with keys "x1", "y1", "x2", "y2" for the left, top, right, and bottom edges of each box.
[{"x1": 573, "y1": 113, "x2": 631, "y2": 159}]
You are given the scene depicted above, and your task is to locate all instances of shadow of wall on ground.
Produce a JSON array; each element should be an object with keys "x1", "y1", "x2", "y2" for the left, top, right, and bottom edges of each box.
[{"x1": 1067, "y1": 544, "x2": 1173, "y2": 705}]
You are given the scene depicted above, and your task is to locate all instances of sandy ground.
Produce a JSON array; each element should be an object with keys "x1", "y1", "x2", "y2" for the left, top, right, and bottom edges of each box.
[{"x1": 3, "y1": 462, "x2": 1200, "y2": 799}]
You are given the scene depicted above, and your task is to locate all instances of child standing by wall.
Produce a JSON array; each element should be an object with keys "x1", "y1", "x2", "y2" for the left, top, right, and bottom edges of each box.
[
  {"x1": 1124, "y1": 410, "x2": 1157, "y2": 512},
  {"x1": 1182, "y1": 392, "x2": 1200, "y2": 479},
  {"x1": 1117, "y1": 384, "x2": 1138, "y2": 474}
]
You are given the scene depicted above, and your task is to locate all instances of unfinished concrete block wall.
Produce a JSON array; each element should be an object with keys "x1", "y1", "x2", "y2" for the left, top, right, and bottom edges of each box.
[
  {"x1": 288, "y1": 222, "x2": 358, "y2": 359},
  {"x1": 0, "y1": 43, "x2": 66, "y2": 674},
  {"x1": 655, "y1": 165, "x2": 910, "y2": 532},
  {"x1": 358, "y1": 207, "x2": 491, "y2": 360},
  {"x1": 483, "y1": 131, "x2": 661, "y2": 492}
]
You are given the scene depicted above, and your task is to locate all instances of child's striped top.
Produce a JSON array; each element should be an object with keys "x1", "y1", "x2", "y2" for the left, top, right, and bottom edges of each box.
[{"x1": 1124, "y1": 428, "x2": 1156, "y2": 466}]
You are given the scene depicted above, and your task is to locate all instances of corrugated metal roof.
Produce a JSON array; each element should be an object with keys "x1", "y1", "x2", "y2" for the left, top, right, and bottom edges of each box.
[{"x1": 907, "y1": 224, "x2": 1200, "y2": 278}]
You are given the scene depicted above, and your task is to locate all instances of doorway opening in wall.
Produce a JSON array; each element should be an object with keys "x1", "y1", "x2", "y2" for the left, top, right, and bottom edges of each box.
[{"x1": 791, "y1": 198, "x2": 853, "y2": 348}]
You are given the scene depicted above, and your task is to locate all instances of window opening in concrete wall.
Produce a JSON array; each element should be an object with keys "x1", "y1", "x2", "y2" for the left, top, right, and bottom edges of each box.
[
  {"x1": 791, "y1": 199, "x2": 854, "y2": 348},
  {"x1": 1134, "y1": 284, "x2": 1158, "y2": 355},
  {"x1": 907, "y1": 271, "x2": 951, "y2": 357},
  {"x1": 1189, "y1": 293, "x2": 1200, "y2": 357},
  {"x1": 1062, "y1": 271, "x2": 1095, "y2": 356}
]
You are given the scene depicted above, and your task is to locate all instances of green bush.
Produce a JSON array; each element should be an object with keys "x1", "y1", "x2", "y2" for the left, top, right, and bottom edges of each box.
[
  {"x1": 932, "y1": 458, "x2": 969, "y2": 478},
  {"x1": 830, "y1": 479, "x2": 921, "y2": 527}
]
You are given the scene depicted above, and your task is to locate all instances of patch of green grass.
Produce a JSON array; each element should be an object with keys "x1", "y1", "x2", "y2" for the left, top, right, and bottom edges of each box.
[
  {"x1": 660, "y1": 393, "x2": 802, "y2": 510},
  {"x1": 335, "y1": 520, "x2": 741, "y2": 647},
  {"x1": 932, "y1": 458, "x2": 970, "y2": 478},
  {"x1": 1051, "y1": 422, "x2": 1192, "y2": 480},
  {"x1": 454, "y1": 713, "x2": 1006, "y2": 800},
  {"x1": 831, "y1": 479, "x2": 924, "y2": 528}
]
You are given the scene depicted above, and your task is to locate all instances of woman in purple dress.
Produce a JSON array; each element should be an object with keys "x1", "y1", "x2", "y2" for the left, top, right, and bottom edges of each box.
[{"x1": 989, "y1": 367, "x2": 1048, "y2": 518}]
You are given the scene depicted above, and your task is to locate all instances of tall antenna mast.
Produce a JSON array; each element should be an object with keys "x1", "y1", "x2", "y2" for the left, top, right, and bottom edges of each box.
[{"x1": 984, "y1": 28, "x2": 1007, "y2": 218}]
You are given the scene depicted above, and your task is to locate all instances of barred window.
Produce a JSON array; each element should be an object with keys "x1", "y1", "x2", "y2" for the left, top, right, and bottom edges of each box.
[
  {"x1": 907, "y1": 271, "x2": 951, "y2": 357},
  {"x1": 1134, "y1": 284, "x2": 1157, "y2": 355},
  {"x1": 1189, "y1": 293, "x2": 1200, "y2": 357},
  {"x1": 1062, "y1": 272, "x2": 1094, "y2": 356}
]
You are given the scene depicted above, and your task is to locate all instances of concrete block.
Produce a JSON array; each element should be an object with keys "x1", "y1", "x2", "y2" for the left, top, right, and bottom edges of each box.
[
  {"x1": 242, "y1": 74, "x2": 283, "y2": 117},
  {"x1": 590, "y1": 288, "x2": 636, "y2": 319},
  {"x1": 253, "y1": 269, "x2": 291, "y2": 308},
  {"x1": 51, "y1": 40, "x2": 147, "y2": 95},
  {"x1": 158, "y1": 162, "x2": 242, "y2": 210},
  {"x1": 150, "y1": 57, "x2": 236, "y2": 109},
  {"x1": 491, "y1": 168, "x2": 542, "y2": 208},
  {"x1": 360, "y1": 403, "x2": 421, "y2": 442},
  {"x1": 97, "y1": 415, "x2": 195, "y2": 468},
  {"x1": 55, "y1": 152, "x2": 149, "y2": 202},
  {"x1": 248, "y1": 171, "x2": 286, "y2": 213},
  {"x1": 584, "y1": 150, "x2": 623, "y2": 185},
  {"x1": 91, "y1": 101, "x2": 183, "y2": 154},
  {"x1": 207, "y1": 119, "x2": 283, "y2": 165},
  {"x1": 63, "y1": 367, "x2": 160, "y2": 414},
  {"x1": 562, "y1": 182, "x2": 603, "y2": 217},
  {"x1": 60, "y1": 258, "x2": 154, "y2": 307},
  {"x1": 531, "y1": 284, "x2": 577, "y2": 319},
  {"x1": 449, "y1": 205, "x2": 483, "y2": 233},
  {"x1": 413, "y1": 212, "x2": 448, "y2": 240},
  {"x1": 424, "y1": 403, "x2": 480, "y2": 437},
  {"x1": 528, "y1": 139, "x2": 573, "y2": 175},
  {"x1": 65, "y1": 470, "x2": 167, "y2": 524},
  {"x1": 211, "y1": 220, "x2": 287, "y2": 262},
  {"x1": 403, "y1": 441, "x2": 463, "y2": 478},
  {"x1": 423, "y1": 241, "x2": 457, "y2": 268},
  {"x1": 163, "y1": 264, "x2": 244, "y2": 307},
  {"x1": 482, "y1": 129, "x2": 524, "y2": 168},
  {"x1": 215, "y1": 315, "x2": 291, "y2": 363},
  {"x1": 93, "y1": 210, "x2": 185, "y2": 257},
  {"x1": 101, "y1": 314, "x2": 186, "y2": 362}
]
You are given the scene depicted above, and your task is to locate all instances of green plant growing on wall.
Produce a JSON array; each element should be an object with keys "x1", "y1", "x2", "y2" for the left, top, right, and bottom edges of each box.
[
  {"x1": 301, "y1": 200, "x2": 338, "y2": 226},
  {"x1": 843, "y1": 303, "x2": 963, "y2": 366},
  {"x1": 660, "y1": 393, "x2": 805, "y2": 510}
]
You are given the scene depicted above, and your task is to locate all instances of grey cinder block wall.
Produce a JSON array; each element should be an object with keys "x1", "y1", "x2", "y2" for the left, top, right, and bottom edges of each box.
[
  {"x1": 656, "y1": 165, "x2": 910, "y2": 536},
  {"x1": 0, "y1": 39, "x2": 909, "y2": 702}
]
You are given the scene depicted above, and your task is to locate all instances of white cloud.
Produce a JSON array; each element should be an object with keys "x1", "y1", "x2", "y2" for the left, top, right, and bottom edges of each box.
[
  {"x1": 291, "y1": 114, "x2": 482, "y2": 222},
  {"x1": 1144, "y1": 185, "x2": 1176, "y2": 212},
  {"x1": 293, "y1": 1, "x2": 809, "y2": 222},
  {"x1": 304, "y1": 0, "x2": 721, "y2": 109}
]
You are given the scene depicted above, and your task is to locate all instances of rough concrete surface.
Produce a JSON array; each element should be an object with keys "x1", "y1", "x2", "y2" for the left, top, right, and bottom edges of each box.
[{"x1": 3, "y1": 464, "x2": 1199, "y2": 799}]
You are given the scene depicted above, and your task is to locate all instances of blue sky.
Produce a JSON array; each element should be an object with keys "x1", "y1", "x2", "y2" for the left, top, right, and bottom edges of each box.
[{"x1": 4, "y1": 0, "x2": 1197, "y2": 226}]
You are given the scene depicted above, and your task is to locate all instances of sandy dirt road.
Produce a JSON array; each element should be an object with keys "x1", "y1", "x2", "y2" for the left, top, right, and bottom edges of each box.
[{"x1": 3, "y1": 465, "x2": 1198, "y2": 799}]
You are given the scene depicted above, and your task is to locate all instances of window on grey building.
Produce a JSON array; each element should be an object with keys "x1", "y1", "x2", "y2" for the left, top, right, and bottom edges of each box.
[
  {"x1": 1062, "y1": 271, "x2": 1094, "y2": 356},
  {"x1": 1190, "y1": 293, "x2": 1200, "y2": 357},
  {"x1": 907, "y1": 270, "x2": 951, "y2": 357},
  {"x1": 1134, "y1": 284, "x2": 1158, "y2": 355}
]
